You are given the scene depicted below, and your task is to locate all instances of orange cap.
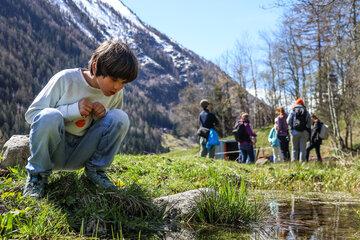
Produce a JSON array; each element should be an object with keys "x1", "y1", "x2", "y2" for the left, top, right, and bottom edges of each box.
[{"x1": 295, "y1": 98, "x2": 304, "y2": 106}]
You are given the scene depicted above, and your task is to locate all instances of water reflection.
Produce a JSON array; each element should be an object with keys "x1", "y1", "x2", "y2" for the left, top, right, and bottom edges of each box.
[
  {"x1": 256, "y1": 195, "x2": 360, "y2": 239},
  {"x1": 184, "y1": 194, "x2": 360, "y2": 239}
]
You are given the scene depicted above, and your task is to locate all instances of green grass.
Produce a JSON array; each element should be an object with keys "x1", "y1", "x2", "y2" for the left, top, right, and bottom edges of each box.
[
  {"x1": 0, "y1": 168, "x2": 71, "y2": 238},
  {"x1": 190, "y1": 178, "x2": 263, "y2": 228},
  {"x1": 0, "y1": 152, "x2": 264, "y2": 239},
  {"x1": 1, "y1": 124, "x2": 360, "y2": 238},
  {"x1": 115, "y1": 151, "x2": 360, "y2": 195},
  {"x1": 0, "y1": 167, "x2": 164, "y2": 239}
]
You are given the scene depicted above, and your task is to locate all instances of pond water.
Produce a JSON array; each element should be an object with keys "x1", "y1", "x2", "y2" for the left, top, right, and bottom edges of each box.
[
  {"x1": 255, "y1": 196, "x2": 360, "y2": 239},
  {"x1": 193, "y1": 193, "x2": 360, "y2": 240}
]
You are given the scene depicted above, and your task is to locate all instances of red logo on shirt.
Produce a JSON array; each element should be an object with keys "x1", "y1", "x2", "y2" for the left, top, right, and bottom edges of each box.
[{"x1": 75, "y1": 119, "x2": 86, "y2": 128}]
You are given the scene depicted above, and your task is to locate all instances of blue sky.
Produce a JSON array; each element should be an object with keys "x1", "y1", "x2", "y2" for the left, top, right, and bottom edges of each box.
[{"x1": 121, "y1": 0, "x2": 283, "y2": 61}]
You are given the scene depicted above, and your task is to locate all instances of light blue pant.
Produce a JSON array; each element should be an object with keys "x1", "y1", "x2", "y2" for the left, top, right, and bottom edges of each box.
[
  {"x1": 26, "y1": 108, "x2": 130, "y2": 174},
  {"x1": 290, "y1": 130, "x2": 309, "y2": 162}
]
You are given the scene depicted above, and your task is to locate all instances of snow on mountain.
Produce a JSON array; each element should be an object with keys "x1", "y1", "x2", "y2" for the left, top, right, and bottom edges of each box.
[
  {"x1": 48, "y1": 0, "x2": 204, "y2": 83},
  {"x1": 101, "y1": 0, "x2": 146, "y2": 30}
]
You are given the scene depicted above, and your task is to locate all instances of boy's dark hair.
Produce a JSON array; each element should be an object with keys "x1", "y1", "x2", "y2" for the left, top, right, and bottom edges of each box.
[{"x1": 89, "y1": 39, "x2": 138, "y2": 83}]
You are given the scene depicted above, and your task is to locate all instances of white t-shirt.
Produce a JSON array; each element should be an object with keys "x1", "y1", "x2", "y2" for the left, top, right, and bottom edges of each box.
[{"x1": 25, "y1": 68, "x2": 124, "y2": 136}]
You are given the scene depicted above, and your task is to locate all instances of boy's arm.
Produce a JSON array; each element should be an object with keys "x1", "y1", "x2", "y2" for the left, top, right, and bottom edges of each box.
[
  {"x1": 55, "y1": 103, "x2": 82, "y2": 121},
  {"x1": 25, "y1": 74, "x2": 82, "y2": 124}
]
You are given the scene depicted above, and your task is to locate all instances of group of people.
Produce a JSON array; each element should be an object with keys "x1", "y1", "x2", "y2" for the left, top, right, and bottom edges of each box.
[
  {"x1": 197, "y1": 100, "x2": 257, "y2": 163},
  {"x1": 270, "y1": 98, "x2": 324, "y2": 163},
  {"x1": 198, "y1": 98, "x2": 325, "y2": 163}
]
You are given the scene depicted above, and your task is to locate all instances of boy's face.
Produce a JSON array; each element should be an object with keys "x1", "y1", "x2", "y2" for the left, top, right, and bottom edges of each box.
[{"x1": 95, "y1": 76, "x2": 126, "y2": 96}]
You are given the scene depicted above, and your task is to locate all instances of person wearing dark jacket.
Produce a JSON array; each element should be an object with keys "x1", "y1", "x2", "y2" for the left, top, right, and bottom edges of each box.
[
  {"x1": 234, "y1": 113, "x2": 257, "y2": 163},
  {"x1": 287, "y1": 98, "x2": 311, "y2": 162},
  {"x1": 275, "y1": 107, "x2": 290, "y2": 161},
  {"x1": 198, "y1": 99, "x2": 219, "y2": 158},
  {"x1": 306, "y1": 114, "x2": 323, "y2": 162}
]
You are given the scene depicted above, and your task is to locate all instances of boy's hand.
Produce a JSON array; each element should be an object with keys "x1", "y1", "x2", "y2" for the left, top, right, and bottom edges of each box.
[
  {"x1": 78, "y1": 98, "x2": 93, "y2": 117},
  {"x1": 92, "y1": 102, "x2": 106, "y2": 118}
]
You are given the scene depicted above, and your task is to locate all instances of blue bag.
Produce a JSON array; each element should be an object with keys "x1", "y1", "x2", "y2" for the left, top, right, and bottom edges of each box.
[{"x1": 206, "y1": 128, "x2": 220, "y2": 149}]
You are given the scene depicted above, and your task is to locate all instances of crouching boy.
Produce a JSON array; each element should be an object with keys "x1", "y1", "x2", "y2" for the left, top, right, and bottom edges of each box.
[{"x1": 23, "y1": 39, "x2": 138, "y2": 198}]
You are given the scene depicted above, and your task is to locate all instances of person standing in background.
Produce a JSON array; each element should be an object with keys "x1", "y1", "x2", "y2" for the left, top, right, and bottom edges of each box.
[
  {"x1": 234, "y1": 113, "x2": 257, "y2": 163},
  {"x1": 275, "y1": 107, "x2": 290, "y2": 161},
  {"x1": 198, "y1": 99, "x2": 219, "y2": 158},
  {"x1": 268, "y1": 124, "x2": 283, "y2": 162},
  {"x1": 287, "y1": 98, "x2": 311, "y2": 162},
  {"x1": 306, "y1": 114, "x2": 323, "y2": 162}
]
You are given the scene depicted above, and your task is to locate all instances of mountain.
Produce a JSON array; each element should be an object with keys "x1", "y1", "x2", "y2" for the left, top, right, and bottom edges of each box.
[
  {"x1": 50, "y1": 0, "x2": 218, "y2": 106},
  {"x1": 0, "y1": 0, "x2": 95, "y2": 144},
  {"x1": 0, "y1": 0, "x2": 271, "y2": 153}
]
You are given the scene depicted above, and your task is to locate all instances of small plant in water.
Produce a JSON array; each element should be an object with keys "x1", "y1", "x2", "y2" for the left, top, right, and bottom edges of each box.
[{"x1": 190, "y1": 178, "x2": 263, "y2": 228}]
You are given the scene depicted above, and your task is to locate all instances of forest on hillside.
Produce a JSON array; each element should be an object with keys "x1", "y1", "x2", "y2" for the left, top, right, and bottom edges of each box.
[
  {"x1": 0, "y1": 0, "x2": 94, "y2": 143},
  {"x1": 0, "y1": 0, "x2": 174, "y2": 153}
]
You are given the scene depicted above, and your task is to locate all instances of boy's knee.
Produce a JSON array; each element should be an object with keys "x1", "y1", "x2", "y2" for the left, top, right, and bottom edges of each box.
[
  {"x1": 105, "y1": 109, "x2": 130, "y2": 130},
  {"x1": 33, "y1": 108, "x2": 64, "y2": 127}
]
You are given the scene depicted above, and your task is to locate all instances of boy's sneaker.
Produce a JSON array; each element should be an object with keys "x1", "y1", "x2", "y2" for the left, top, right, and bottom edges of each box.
[
  {"x1": 85, "y1": 168, "x2": 117, "y2": 190},
  {"x1": 23, "y1": 174, "x2": 47, "y2": 198}
]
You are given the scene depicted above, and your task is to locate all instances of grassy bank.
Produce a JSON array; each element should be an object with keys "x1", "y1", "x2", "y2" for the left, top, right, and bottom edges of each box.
[
  {"x1": 1, "y1": 153, "x2": 360, "y2": 238},
  {"x1": 112, "y1": 150, "x2": 360, "y2": 196},
  {"x1": 1, "y1": 126, "x2": 360, "y2": 238},
  {"x1": 0, "y1": 168, "x2": 164, "y2": 239},
  {"x1": 0, "y1": 151, "x2": 265, "y2": 239}
]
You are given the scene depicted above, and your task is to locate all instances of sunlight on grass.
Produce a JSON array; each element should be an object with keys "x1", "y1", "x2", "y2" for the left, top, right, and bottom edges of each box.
[
  {"x1": 2, "y1": 138, "x2": 360, "y2": 238},
  {"x1": 190, "y1": 178, "x2": 264, "y2": 228},
  {"x1": 0, "y1": 168, "x2": 164, "y2": 239}
]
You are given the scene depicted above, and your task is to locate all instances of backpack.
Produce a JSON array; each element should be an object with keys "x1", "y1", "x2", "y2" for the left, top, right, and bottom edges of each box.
[
  {"x1": 197, "y1": 127, "x2": 210, "y2": 139},
  {"x1": 292, "y1": 107, "x2": 308, "y2": 131},
  {"x1": 319, "y1": 123, "x2": 329, "y2": 140},
  {"x1": 233, "y1": 122, "x2": 250, "y2": 142}
]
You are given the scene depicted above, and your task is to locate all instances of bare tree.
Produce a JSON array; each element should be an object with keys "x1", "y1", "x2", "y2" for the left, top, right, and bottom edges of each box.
[
  {"x1": 260, "y1": 31, "x2": 283, "y2": 113},
  {"x1": 274, "y1": 0, "x2": 360, "y2": 150}
]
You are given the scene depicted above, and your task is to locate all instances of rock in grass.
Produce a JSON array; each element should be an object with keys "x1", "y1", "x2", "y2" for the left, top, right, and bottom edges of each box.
[
  {"x1": 256, "y1": 157, "x2": 270, "y2": 165},
  {"x1": 1, "y1": 135, "x2": 30, "y2": 167},
  {"x1": 154, "y1": 188, "x2": 213, "y2": 221}
]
